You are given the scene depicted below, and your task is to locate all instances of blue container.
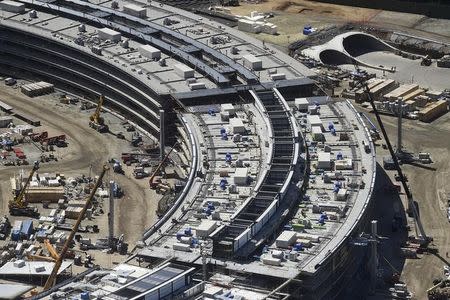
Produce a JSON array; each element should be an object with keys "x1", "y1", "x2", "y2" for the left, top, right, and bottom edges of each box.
[
  {"x1": 294, "y1": 243, "x2": 303, "y2": 251},
  {"x1": 11, "y1": 230, "x2": 20, "y2": 241},
  {"x1": 225, "y1": 153, "x2": 232, "y2": 162},
  {"x1": 20, "y1": 220, "x2": 33, "y2": 239},
  {"x1": 331, "y1": 128, "x2": 336, "y2": 136},
  {"x1": 204, "y1": 208, "x2": 212, "y2": 216},
  {"x1": 80, "y1": 292, "x2": 90, "y2": 300},
  {"x1": 176, "y1": 232, "x2": 183, "y2": 240},
  {"x1": 221, "y1": 132, "x2": 228, "y2": 140},
  {"x1": 184, "y1": 227, "x2": 192, "y2": 236},
  {"x1": 220, "y1": 128, "x2": 226, "y2": 134},
  {"x1": 328, "y1": 122, "x2": 334, "y2": 130},
  {"x1": 207, "y1": 202, "x2": 215, "y2": 211},
  {"x1": 303, "y1": 28, "x2": 312, "y2": 35}
]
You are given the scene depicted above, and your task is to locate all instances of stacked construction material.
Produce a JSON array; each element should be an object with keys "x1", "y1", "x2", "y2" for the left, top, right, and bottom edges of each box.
[{"x1": 20, "y1": 82, "x2": 54, "y2": 97}]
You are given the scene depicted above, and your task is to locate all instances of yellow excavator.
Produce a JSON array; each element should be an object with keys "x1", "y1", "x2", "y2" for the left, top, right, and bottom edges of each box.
[
  {"x1": 89, "y1": 95, "x2": 108, "y2": 133},
  {"x1": 9, "y1": 161, "x2": 40, "y2": 218}
]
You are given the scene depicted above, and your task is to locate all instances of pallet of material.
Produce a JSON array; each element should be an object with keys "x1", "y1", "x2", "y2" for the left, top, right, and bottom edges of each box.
[
  {"x1": 13, "y1": 112, "x2": 40, "y2": 126},
  {"x1": 418, "y1": 100, "x2": 448, "y2": 122},
  {"x1": 67, "y1": 200, "x2": 88, "y2": 207},
  {"x1": 0, "y1": 100, "x2": 13, "y2": 112},
  {"x1": 25, "y1": 187, "x2": 65, "y2": 203},
  {"x1": 65, "y1": 207, "x2": 83, "y2": 219},
  {"x1": 20, "y1": 81, "x2": 54, "y2": 97}
]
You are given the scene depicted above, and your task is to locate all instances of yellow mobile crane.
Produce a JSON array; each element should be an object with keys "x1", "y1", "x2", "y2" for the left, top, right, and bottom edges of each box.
[
  {"x1": 89, "y1": 95, "x2": 109, "y2": 133},
  {"x1": 9, "y1": 161, "x2": 40, "y2": 218},
  {"x1": 42, "y1": 165, "x2": 109, "y2": 291}
]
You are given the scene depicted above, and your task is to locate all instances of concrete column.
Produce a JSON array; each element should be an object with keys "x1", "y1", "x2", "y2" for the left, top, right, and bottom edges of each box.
[
  {"x1": 370, "y1": 220, "x2": 378, "y2": 293},
  {"x1": 159, "y1": 109, "x2": 165, "y2": 160},
  {"x1": 397, "y1": 97, "x2": 403, "y2": 153},
  {"x1": 108, "y1": 180, "x2": 114, "y2": 247}
]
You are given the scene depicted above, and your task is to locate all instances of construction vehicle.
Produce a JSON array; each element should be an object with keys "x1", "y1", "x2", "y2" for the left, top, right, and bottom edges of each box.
[
  {"x1": 131, "y1": 132, "x2": 142, "y2": 147},
  {"x1": 121, "y1": 152, "x2": 157, "y2": 164},
  {"x1": 359, "y1": 112, "x2": 381, "y2": 140},
  {"x1": 109, "y1": 158, "x2": 124, "y2": 174},
  {"x1": 0, "y1": 216, "x2": 11, "y2": 240},
  {"x1": 42, "y1": 165, "x2": 109, "y2": 291},
  {"x1": 149, "y1": 142, "x2": 178, "y2": 189},
  {"x1": 355, "y1": 69, "x2": 431, "y2": 246},
  {"x1": 133, "y1": 166, "x2": 148, "y2": 179},
  {"x1": 9, "y1": 161, "x2": 40, "y2": 218},
  {"x1": 89, "y1": 95, "x2": 109, "y2": 133}
]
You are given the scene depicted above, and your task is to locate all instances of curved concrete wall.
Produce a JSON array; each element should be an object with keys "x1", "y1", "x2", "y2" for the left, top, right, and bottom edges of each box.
[{"x1": 0, "y1": 25, "x2": 165, "y2": 138}]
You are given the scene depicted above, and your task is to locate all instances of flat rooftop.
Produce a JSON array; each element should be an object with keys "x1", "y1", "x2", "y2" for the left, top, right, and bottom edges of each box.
[{"x1": 0, "y1": 0, "x2": 313, "y2": 96}]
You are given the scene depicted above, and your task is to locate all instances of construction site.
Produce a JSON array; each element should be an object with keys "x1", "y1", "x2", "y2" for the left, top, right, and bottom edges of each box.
[{"x1": 0, "y1": 0, "x2": 448, "y2": 299}]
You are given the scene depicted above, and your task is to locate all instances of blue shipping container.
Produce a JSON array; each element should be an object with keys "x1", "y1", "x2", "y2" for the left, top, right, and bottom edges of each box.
[{"x1": 20, "y1": 220, "x2": 34, "y2": 238}]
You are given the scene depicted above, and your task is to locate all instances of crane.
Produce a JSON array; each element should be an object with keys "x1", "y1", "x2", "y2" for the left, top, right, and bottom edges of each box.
[
  {"x1": 89, "y1": 95, "x2": 108, "y2": 133},
  {"x1": 149, "y1": 142, "x2": 178, "y2": 189},
  {"x1": 355, "y1": 71, "x2": 431, "y2": 246},
  {"x1": 42, "y1": 164, "x2": 109, "y2": 291},
  {"x1": 44, "y1": 239, "x2": 60, "y2": 261},
  {"x1": 9, "y1": 161, "x2": 40, "y2": 218}
]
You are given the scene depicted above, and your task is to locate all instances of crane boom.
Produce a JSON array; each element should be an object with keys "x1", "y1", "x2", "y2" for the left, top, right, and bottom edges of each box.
[
  {"x1": 43, "y1": 165, "x2": 109, "y2": 291},
  {"x1": 44, "y1": 239, "x2": 60, "y2": 261},
  {"x1": 357, "y1": 76, "x2": 430, "y2": 244},
  {"x1": 10, "y1": 161, "x2": 39, "y2": 209},
  {"x1": 90, "y1": 94, "x2": 104, "y2": 124},
  {"x1": 89, "y1": 95, "x2": 108, "y2": 133},
  {"x1": 149, "y1": 142, "x2": 178, "y2": 188}
]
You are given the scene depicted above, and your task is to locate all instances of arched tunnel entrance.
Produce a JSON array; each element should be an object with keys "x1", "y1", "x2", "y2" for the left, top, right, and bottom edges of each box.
[{"x1": 343, "y1": 33, "x2": 392, "y2": 57}]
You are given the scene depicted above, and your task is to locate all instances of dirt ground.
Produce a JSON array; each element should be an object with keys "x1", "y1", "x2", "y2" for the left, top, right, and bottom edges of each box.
[
  {"x1": 0, "y1": 85, "x2": 159, "y2": 266},
  {"x1": 229, "y1": 0, "x2": 450, "y2": 47},
  {"x1": 231, "y1": 0, "x2": 378, "y2": 47},
  {"x1": 363, "y1": 109, "x2": 450, "y2": 299}
]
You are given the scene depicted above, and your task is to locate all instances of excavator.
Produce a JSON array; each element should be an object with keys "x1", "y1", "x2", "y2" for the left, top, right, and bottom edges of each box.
[
  {"x1": 89, "y1": 95, "x2": 109, "y2": 133},
  {"x1": 9, "y1": 161, "x2": 40, "y2": 218},
  {"x1": 149, "y1": 142, "x2": 178, "y2": 189},
  {"x1": 41, "y1": 164, "x2": 109, "y2": 292}
]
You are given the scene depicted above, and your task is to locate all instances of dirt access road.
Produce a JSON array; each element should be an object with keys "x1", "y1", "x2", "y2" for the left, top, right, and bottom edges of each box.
[{"x1": 0, "y1": 86, "x2": 157, "y2": 247}]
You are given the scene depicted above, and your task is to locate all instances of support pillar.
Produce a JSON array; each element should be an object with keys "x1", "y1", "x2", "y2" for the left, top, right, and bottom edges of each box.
[
  {"x1": 370, "y1": 220, "x2": 378, "y2": 293},
  {"x1": 160, "y1": 109, "x2": 165, "y2": 160},
  {"x1": 108, "y1": 180, "x2": 114, "y2": 247},
  {"x1": 397, "y1": 97, "x2": 403, "y2": 153}
]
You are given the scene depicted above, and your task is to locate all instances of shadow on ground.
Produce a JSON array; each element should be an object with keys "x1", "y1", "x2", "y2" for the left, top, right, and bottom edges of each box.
[{"x1": 338, "y1": 162, "x2": 409, "y2": 299}]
